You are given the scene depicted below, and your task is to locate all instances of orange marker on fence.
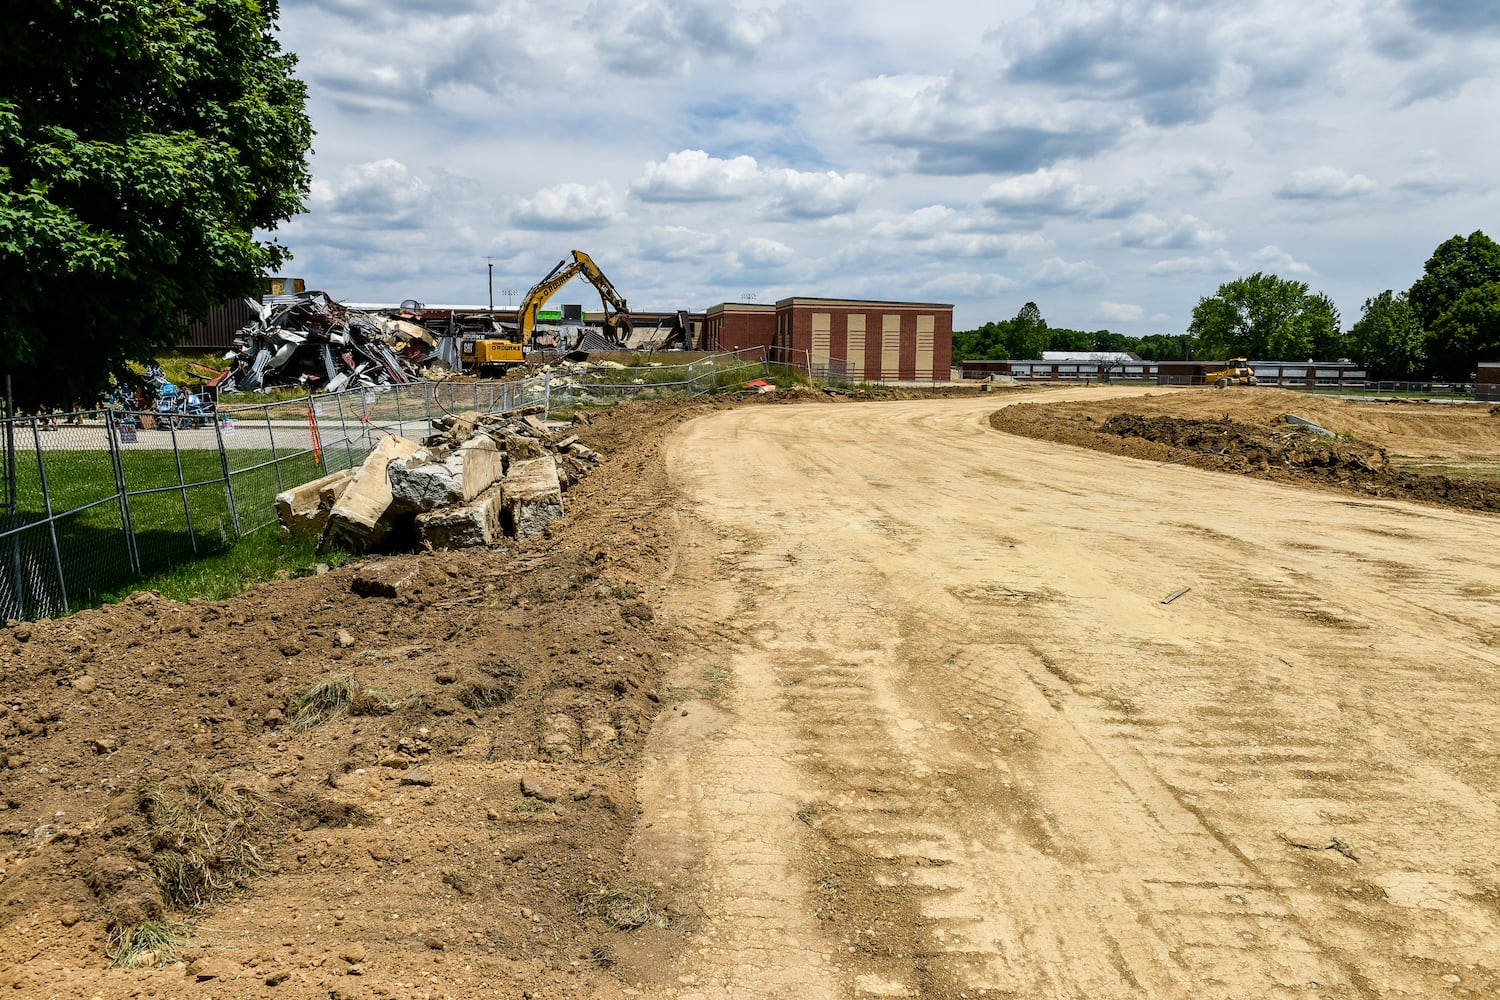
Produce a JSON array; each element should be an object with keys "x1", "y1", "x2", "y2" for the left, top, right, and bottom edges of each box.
[{"x1": 307, "y1": 405, "x2": 323, "y2": 466}]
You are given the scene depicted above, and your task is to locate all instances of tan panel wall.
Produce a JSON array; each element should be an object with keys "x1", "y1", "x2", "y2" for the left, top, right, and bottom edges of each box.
[
  {"x1": 812, "y1": 312, "x2": 831, "y2": 368},
  {"x1": 847, "y1": 314, "x2": 866, "y2": 378},
  {"x1": 916, "y1": 314, "x2": 935, "y2": 376},
  {"x1": 881, "y1": 314, "x2": 901, "y2": 378}
]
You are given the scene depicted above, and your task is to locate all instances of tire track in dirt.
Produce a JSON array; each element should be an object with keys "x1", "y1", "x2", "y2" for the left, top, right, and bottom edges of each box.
[{"x1": 641, "y1": 390, "x2": 1500, "y2": 998}]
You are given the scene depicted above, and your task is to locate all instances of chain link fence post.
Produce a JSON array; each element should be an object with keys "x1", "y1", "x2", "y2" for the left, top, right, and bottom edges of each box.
[{"x1": 29, "y1": 416, "x2": 68, "y2": 613}]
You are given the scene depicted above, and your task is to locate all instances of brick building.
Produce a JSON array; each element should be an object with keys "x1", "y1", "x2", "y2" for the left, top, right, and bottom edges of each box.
[
  {"x1": 769, "y1": 297, "x2": 953, "y2": 382},
  {"x1": 703, "y1": 302, "x2": 776, "y2": 358}
]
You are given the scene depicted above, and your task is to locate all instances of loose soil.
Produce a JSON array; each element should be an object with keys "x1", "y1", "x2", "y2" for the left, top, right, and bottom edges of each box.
[
  {"x1": 990, "y1": 387, "x2": 1500, "y2": 513},
  {"x1": 3, "y1": 383, "x2": 1499, "y2": 998}
]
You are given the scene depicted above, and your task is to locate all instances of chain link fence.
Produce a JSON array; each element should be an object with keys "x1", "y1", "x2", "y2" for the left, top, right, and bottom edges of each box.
[{"x1": 0, "y1": 353, "x2": 771, "y2": 621}]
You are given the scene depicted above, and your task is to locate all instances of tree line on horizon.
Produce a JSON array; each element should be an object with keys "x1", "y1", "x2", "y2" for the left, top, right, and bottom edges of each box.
[{"x1": 955, "y1": 231, "x2": 1500, "y2": 382}]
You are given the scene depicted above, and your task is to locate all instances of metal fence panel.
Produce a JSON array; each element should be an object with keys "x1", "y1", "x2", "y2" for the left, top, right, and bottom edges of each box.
[{"x1": 0, "y1": 357, "x2": 768, "y2": 620}]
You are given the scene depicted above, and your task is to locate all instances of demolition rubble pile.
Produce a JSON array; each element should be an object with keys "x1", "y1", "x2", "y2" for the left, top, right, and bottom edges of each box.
[
  {"x1": 274, "y1": 406, "x2": 601, "y2": 552},
  {"x1": 224, "y1": 290, "x2": 447, "y2": 393}
]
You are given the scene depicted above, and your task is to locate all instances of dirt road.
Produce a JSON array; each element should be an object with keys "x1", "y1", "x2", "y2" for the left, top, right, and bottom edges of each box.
[{"x1": 635, "y1": 388, "x2": 1500, "y2": 999}]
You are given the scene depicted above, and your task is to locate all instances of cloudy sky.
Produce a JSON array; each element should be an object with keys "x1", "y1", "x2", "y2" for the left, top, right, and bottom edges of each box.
[{"x1": 271, "y1": 0, "x2": 1500, "y2": 334}]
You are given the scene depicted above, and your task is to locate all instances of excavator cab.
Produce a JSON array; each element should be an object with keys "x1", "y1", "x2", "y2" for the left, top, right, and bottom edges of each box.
[{"x1": 518, "y1": 251, "x2": 631, "y2": 351}]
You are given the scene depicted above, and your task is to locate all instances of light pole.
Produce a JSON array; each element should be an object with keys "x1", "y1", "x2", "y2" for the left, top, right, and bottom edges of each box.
[{"x1": 486, "y1": 258, "x2": 494, "y2": 312}]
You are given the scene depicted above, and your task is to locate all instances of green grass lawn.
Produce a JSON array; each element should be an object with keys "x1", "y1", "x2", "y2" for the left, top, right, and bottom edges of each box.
[{"x1": 4, "y1": 444, "x2": 327, "y2": 616}]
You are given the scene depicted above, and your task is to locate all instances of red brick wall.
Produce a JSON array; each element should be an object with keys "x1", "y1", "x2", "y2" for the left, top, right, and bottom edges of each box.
[{"x1": 775, "y1": 301, "x2": 952, "y2": 380}]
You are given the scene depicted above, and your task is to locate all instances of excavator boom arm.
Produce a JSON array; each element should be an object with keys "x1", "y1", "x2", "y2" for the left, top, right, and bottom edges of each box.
[{"x1": 518, "y1": 250, "x2": 631, "y2": 347}]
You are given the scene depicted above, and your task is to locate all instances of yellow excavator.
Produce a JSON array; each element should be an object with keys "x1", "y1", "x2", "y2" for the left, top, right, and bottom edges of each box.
[
  {"x1": 518, "y1": 250, "x2": 632, "y2": 348},
  {"x1": 461, "y1": 250, "x2": 632, "y2": 376},
  {"x1": 1205, "y1": 358, "x2": 1257, "y2": 387}
]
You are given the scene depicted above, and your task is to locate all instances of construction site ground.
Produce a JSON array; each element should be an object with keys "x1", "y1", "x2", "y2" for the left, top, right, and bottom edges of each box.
[{"x1": 3, "y1": 384, "x2": 1500, "y2": 998}]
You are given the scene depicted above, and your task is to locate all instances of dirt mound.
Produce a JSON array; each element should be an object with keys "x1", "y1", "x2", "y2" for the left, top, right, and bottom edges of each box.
[
  {"x1": 991, "y1": 392, "x2": 1500, "y2": 514},
  {"x1": 0, "y1": 397, "x2": 711, "y2": 998}
]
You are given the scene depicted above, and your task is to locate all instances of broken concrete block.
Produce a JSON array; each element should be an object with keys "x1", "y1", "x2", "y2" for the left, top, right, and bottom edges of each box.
[
  {"x1": 521, "y1": 415, "x2": 555, "y2": 440},
  {"x1": 416, "y1": 486, "x2": 502, "y2": 549},
  {"x1": 503, "y1": 454, "x2": 563, "y2": 540},
  {"x1": 389, "y1": 448, "x2": 457, "y2": 513},
  {"x1": 564, "y1": 441, "x2": 601, "y2": 463},
  {"x1": 323, "y1": 435, "x2": 423, "y2": 552},
  {"x1": 275, "y1": 468, "x2": 356, "y2": 542},
  {"x1": 438, "y1": 410, "x2": 483, "y2": 441},
  {"x1": 390, "y1": 435, "x2": 504, "y2": 513},
  {"x1": 501, "y1": 431, "x2": 545, "y2": 461},
  {"x1": 350, "y1": 561, "x2": 419, "y2": 598},
  {"x1": 453, "y1": 434, "x2": 504, "y2": 499}
]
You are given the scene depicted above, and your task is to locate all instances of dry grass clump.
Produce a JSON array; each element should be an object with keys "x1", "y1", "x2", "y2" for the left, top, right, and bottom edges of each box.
[
  {"x1": 290, "y1": 673, "x2": 400, "y2": 728},
  {"x1": 139, "y1": 775, "x2": 268, "y2": 909},
  {"x1": 579, "y1": 883, "x2": 680, "y2": 930},
  {"x1": 456, "y1": 679, "x2": 513, "y2": 710},
  {"x1": 106, "y1": 919, "x2": 190, "y2": 968}
]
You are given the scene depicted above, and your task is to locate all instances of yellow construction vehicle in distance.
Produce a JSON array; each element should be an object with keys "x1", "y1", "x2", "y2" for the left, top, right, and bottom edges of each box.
[
  {"x1": 460, "y1": 335, "x2": 525, "y2": 376},
  {"x1": 519, "y1": 250, "x2": 631, "y2": 348},
  {"x1": 460, "y1": 251, "x2": 632, "y2": 376},
  {"x1": 1205, "y1": 358, "x2": 1257, "y2": 387}
]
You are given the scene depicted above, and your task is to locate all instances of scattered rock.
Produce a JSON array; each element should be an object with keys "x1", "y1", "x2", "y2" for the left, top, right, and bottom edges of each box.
[
  {"x1": 570, "y1": 785, "x2": 594, "y2": 802},
  {"x1": 333, "y1": 629, "x2": 356, "y2": 649},
  {"x1": 72, "y1": 675, "x2": 97, "y2": 694},
  {"x1": 338, "y1": 943, "x2": 366, "y2": 965},
  {"x1": 187, "y1": 956, "x2": 243, "y2": 981},
  {"x1": 350, "y1": 563, "x2": 420, "y2": 599},
  {"x1": 400, "y1": 768, "x2": 434, "y2": 787},
  {"x1": 520, "y1": 776, "x2": 559, "y2": 803}
]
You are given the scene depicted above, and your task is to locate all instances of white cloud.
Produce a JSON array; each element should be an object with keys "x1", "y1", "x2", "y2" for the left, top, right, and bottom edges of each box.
[
  {"x1": 633, "y1": 150, "x2": 762, "y2": 201},
  {"x1": 1146, "y1": 249, "x2": 1240, "y2": 276},
  {"x1": 734, "y1": 236, "x2": 797, "y2": 269},
  {"x1": 1098, "y1": 301, "x2": 1145, "y2": 322},
  {"x1": 1251, "y1": 244, "x2": 1311, "y2": 273},
  {"x1": 1274, "y1": 167, "x2": 1377, "y2": 200},
  {"x1": 1116, "y1": 213, "x2": 1226, "y2": 250},
  {"x1": 1030, "y1": 257, "x2": 1102, "y2": 287},
  {"x1": 982, "y1": 167, "x2": 1143, "y2": 219},
  {"x1": 634, "y1": 225, "x2": 728, "y2": 262},
  {"x1": 832, "y1": 74, "x2": 1130, "y2": 175},
  {"x1": 510, "y1": 182, "x2": 622, "y2": 230},
  {"x1": 587, "y1": 0, "x2": 797, "y2": 75},
  {"x1": 305, "y1": 159, "x2": 480, "y2": 233},
  {"x1": 918, "y1": 271, "x2": 1017, "y2": 298},
  {"x1": 632, "y1": 150, "x2": 872, "y2": 218},
  {"x1": 761, "y1": 168, "x2": 876, "y2": 219}
]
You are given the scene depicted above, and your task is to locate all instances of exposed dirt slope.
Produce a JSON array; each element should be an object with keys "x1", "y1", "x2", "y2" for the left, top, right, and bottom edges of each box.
[
  {"x1": 991, "y1": 387, "x2": 1500, "y2": 513},
  {"x1": 0, "y1": 398, "x2": 715, "y2": 998}
]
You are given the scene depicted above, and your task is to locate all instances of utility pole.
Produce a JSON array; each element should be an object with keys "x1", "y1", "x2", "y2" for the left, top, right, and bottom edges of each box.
[{"x1": 486, "y1": 258, "x2": 494, "y2": 312}]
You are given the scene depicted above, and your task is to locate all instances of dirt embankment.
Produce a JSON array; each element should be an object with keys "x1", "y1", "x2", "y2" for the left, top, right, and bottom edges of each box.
[
  {"x1": 0, "y1": 397, "x2": 724, "y2": 998},
  {"x1": 990, "y1": 388, "x2": 1500, "y2": 514}
]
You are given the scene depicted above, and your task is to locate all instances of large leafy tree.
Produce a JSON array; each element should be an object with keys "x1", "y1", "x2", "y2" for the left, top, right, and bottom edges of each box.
[
  {"x1": 1188, "y1": 272, "x2": 1339, "y2": 361},
  {"x1": 1405, "y1": 231, "x2": 1500, "y2": 380},
  {"x1": 1348, "y1": 291, "x2": 1425, "y2": 379},
  {"x1": 1407, "y1": 231, "x2": 1500, "y2": 330},
  {"x1": 1003, "y1": 301, "x2": 1049, "y2": 359},
  {"x1": 1429, "y1": 283, "x2": 1500, "y2": 380},
  {"x1": 0, "y1": 0, "x2": 312, "y2": 410}
]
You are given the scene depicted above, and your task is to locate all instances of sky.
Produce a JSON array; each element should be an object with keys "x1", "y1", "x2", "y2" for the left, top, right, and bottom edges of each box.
[{"x1": 270, "y1": 0, "x2": 1500, "y2": 335}]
